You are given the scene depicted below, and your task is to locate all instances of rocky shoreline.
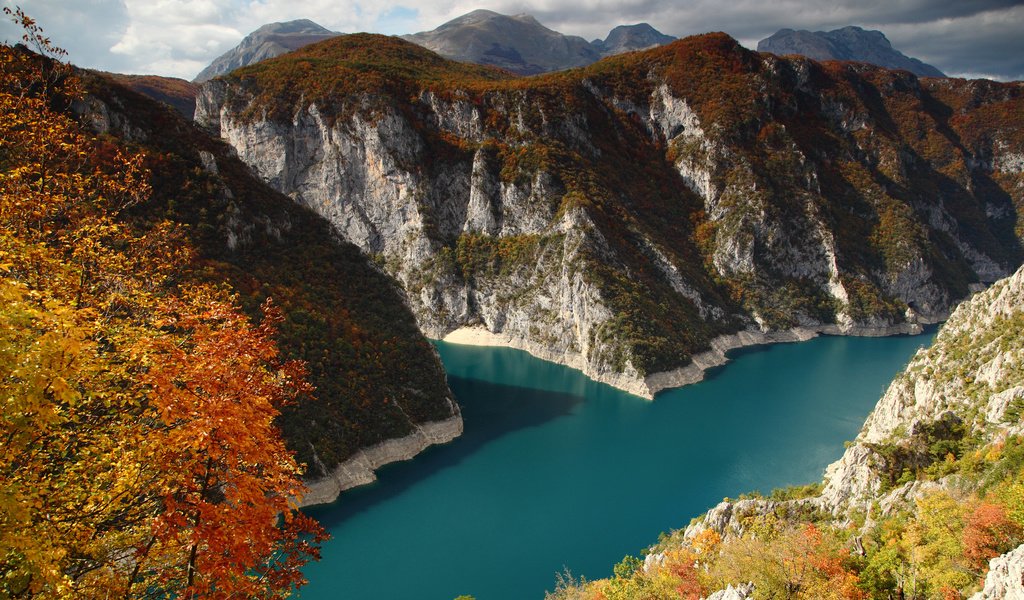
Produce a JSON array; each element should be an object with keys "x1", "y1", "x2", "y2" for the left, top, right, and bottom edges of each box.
[
  {"x1": 299, "y1": 415, "x2": 464, "y2": 508},
  {"x1": 442, "y1": 316, "x2": 942, "y2": 399},
  {"x1": 300, "y1": 316, "x2": 943, "y2": 507}
]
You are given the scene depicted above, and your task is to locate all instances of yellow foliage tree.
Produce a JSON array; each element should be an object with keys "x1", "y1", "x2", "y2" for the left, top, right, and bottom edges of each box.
[{"x1": 0, "y1": 9, "x2": 324, "y2": 598}]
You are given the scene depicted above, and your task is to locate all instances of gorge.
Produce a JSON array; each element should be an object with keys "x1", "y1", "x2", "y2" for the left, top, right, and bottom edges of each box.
[{"x1": 4, "y1": 5, "x2": 1024, "y2": 597}]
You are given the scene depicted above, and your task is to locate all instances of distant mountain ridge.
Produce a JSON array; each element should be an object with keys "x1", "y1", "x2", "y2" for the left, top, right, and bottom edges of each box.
[
  {"x1": 192, "y1": 11, "x2": 676, "y2": 81},
  {"x1": 758, "y1": 26, "x2": 945, "y2": 78},
  {"x1": 593, "y1": 23, "x2": 676, "y2": 56},
  {"x1": 193, "y1": 19, "x2": 339, "y2": 82},
  {"x1": 403, "y1": 9, "x2": 675, "y2": 74}
]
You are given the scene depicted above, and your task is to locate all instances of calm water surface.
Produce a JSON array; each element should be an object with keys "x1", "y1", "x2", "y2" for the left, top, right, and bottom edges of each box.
[{"x1": 300, "y1": 331, "x2": 934, "y2": 600}]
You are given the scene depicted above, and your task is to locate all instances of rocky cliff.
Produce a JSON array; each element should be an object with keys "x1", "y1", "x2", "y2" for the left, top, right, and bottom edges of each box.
[{"x1": 196, "y1": 33, "x2": 1024, "y2": 398}]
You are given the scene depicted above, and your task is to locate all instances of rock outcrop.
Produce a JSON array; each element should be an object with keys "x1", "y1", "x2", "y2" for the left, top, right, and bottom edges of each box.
[
  {"x1": 758, "y1": 26, "x2": 945, "y2": 78},
  {"x1": 820, "y1": 265, "x2": 1024, "y2": 512},
  {"x1": 651, "y1": 264, "x2": 1024, "y2": 595},
  {"x1": 970, "y1": 543, "x2": 1024, "y2": 599}
]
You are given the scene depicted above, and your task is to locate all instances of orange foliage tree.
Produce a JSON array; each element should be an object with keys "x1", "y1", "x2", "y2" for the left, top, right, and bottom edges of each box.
[{"x1": 0, "y1": 9, "x2": 324, "y2": 598}]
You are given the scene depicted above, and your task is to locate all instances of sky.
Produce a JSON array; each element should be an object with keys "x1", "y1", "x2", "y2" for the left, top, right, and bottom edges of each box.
[{"x1": 2, "y1": 0, "x2": 1023, "y2": 81}]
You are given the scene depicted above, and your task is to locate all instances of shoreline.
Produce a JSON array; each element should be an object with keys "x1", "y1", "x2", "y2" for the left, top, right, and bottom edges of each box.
[
  {"x1": 301, "y1": 314, "x2": 946, "y2": 506},
  {"x1": 299, "y1": 414, "x2": 463, "y2": 508},
  {"x1": 441, "y1": 316, "x2": 945, "y2": 400}
]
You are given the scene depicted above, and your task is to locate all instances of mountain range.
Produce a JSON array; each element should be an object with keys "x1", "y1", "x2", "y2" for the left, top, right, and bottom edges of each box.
[
  {"x1": 758, "y1": 25, "x2": 945, "y2": 78},
  {"x1": 402, "y1": 9, "x2": 675, "y2": 74},
  {"x1": 192, "y1": 11, "x2": 676, "y2": 81},
  {"x1": 187, "y1": 12, "x2": 951, "y2": 86}
]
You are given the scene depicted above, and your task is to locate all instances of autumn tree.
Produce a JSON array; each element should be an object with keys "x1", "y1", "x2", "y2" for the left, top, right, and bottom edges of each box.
[
  {"x1": 710, "y1": 518, "x2": 866, "y2": 599},
  {"x1": 0, "y1": 9, "x2": 324, "y2": 598}
]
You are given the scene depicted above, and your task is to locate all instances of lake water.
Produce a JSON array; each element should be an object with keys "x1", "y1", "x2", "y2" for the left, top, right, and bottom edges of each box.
[{"x1": 300, "y1": 331, "x2": 934, "y2": 599}]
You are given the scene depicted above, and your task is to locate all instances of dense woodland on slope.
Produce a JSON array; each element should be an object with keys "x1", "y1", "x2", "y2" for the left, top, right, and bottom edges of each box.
[
  {"x1": 201, "y1": 33, "x2": 1024, "y2": 389},
  {"x1": 75, "y1": 66, "x2": 458, "y2": 474}
]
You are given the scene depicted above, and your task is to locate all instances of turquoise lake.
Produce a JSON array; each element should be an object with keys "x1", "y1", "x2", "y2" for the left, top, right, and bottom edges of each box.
[{"x1": 300, "y1": 331, "x2": 935, "y2": 599}]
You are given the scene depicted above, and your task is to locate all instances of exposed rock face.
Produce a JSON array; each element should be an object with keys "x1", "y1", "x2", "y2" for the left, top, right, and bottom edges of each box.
[
  {"x1": 196, "y1": 33, "x2": 1023, "y2": 398},
  {"x1": 403, "y1": 10, "x2": 674, "y2": 75},
  {"x1": 821, "y1": 265, "x2": 1024, "y2": 512},
  {"x1": 705, "y1": 583, "x2": 755, "y2": 600},
  {"x1": 194, "y1": 19, "x2": 338, "y2": 82},
  {"x1": 758, "y1": 26, "x2": 945, "y2": 78},
  {"x1": 970, "y1": 543, "x2": 1024, "y2": 600}
]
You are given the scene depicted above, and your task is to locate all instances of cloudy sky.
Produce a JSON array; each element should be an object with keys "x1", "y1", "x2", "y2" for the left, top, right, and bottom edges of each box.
[{"x1": 3, "y1": 0, "x2": 1023, "y2": 81}]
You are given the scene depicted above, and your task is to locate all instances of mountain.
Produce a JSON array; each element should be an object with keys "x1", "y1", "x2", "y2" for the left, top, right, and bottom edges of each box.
[
  {"x1": 758, "y1": 25, "x2": 946, "y2": 78},
  {"x1": 402, "y1": 9, "x2": 600, "y2": 75},
  {"x1": 195, "y1": 33, "x2": 1024, "y2": 399},
  {"x1": 193, "y1": 18, "x2": 338, "y2": 82},
  {"x1": 74, "y1": 67, "x2": 460, "y2": 505},
  {"x1": 592, "y1": 23, "x2": 676, "y2": 56},
  {"x1": 402, "y1": 10, "x2": 675, "y2": 75},
  {"x1": 553, "y1": 264, "x2": 1024, "y2": 598},
  {"x1": 192, "y1": 12, "x2": 675, "y2": 81}
]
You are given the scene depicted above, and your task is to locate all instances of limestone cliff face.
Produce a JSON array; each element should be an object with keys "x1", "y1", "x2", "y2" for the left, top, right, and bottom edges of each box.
[
  {"x1": 820, "y1": 266, "x2": 1024, "y2": 512},
  {"x1": 195, "y1": 33, "x2": 1023, "y2": 397}
]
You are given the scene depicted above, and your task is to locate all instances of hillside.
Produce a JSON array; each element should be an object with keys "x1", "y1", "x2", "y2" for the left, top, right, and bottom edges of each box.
[
  {"x1": 102, "y1": 73, "x2": 198, "y2": 118},
  {"x1": 758, "y1": 26, "x2": 945, "y2": 78},
  {"x1": 196, "y1": 32, "x2": 1024, "y2": 398},
  {"x1": 554, "y1": 265, "x2": 1024, "y2": 598},
  {"x1": 74, "y1": 65, "x2": 460, "y2": 502}
]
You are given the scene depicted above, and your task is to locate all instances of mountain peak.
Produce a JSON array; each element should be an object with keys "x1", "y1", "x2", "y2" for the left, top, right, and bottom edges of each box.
[
  {"x1": 253, "y1": 18, "x2": 333, "y2": 35},
  {"x1": 598, "y1": 22, "x2": 676, "y2": 56},
  {"x1": 757, "y1": 26, "x2": 944, "y2": 77},
  {"x1": 194, "y1": 18, "x2": 338, "y2": 82}
]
